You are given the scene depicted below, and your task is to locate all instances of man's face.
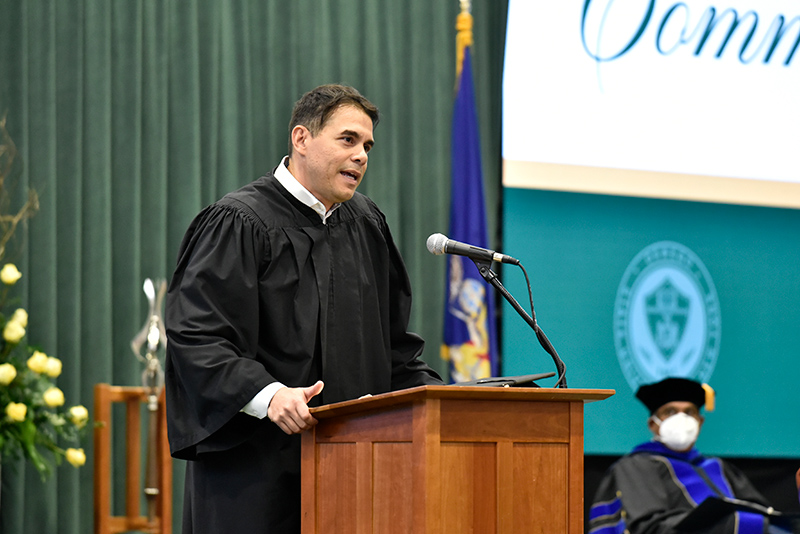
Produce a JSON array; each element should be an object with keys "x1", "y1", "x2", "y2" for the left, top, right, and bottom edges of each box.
[{"x1": 292, "y1": 105, "x2": 374, "y2": 210}]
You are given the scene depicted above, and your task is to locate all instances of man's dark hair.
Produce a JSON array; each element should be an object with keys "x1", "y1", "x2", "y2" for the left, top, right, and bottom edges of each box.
[{"x1": 288, "y1": 84, "x2": 380, "y2": 156}]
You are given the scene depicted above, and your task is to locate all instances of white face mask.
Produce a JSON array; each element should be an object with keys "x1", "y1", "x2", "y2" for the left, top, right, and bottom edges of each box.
[{"x1": 652, "y1": 412, "x2": 700, "y2": 451}]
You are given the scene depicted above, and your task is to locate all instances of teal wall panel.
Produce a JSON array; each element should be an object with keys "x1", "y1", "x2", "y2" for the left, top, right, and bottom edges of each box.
[{"x1": 501, "y1": 187, "x2": 800, "y2": 457}]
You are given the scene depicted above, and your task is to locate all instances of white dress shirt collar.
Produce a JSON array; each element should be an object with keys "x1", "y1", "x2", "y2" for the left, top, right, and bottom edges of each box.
[{"x1": 273, "y1": 156, "x2": 340, "y2": 224}]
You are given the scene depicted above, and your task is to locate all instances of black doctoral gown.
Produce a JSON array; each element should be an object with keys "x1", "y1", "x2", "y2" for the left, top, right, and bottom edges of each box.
[{"x1": 165, "y1": 171, "x2": 443, "y2": 533}]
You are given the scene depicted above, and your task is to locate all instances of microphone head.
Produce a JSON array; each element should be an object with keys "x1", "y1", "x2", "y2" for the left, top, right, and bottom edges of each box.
[{"x1": 426, "y1": 233, "x2": 448, "y2": 255}]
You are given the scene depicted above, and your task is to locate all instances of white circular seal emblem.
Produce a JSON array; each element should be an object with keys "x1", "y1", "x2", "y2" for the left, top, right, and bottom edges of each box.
[{"x1": 613, "y1": 241, "x2": 720, "y2": 391}]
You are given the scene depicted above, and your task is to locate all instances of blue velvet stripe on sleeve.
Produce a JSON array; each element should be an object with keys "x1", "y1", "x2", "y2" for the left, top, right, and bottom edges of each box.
[
  {"x1": 589, "y1": 497, "x2": 626, "y2": 534},
  {"x1": 590, "y1": 498, "x2": 622, "y2": 520}
]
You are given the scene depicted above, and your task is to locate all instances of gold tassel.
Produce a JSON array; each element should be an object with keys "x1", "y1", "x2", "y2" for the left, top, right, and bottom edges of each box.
[
  {"x1": 702, "y1": 383, "x2": 715, "y2": 412},
  {"x1": 455, "y1": 1, "x2": 473, "y2": 82}
]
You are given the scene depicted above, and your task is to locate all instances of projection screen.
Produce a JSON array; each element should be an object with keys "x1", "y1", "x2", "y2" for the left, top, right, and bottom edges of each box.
[{"x1": 503, "y1": 0, "x2": 800, "y2": 208}]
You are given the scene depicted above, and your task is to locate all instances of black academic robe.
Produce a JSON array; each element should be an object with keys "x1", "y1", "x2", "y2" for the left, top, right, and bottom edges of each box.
[
  {"x1": 165, "y1": 171, "x2": 443, "y2": 533},
  {"x1": 589, "y1": 441, "x2": 772, "y2": 534}
]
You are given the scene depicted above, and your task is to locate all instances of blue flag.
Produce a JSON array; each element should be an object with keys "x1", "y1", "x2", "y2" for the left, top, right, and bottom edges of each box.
[{"x1": 441, "y1": 47, "x2": 499, "y2": 383}]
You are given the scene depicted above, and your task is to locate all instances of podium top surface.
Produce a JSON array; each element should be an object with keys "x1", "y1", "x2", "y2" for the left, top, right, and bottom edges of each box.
[{"x1": 310, "y1": 385, "x2": 615, "y2": 419}]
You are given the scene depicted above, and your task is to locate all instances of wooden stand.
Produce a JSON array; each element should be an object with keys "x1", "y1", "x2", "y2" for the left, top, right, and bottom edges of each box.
[
  {"x1": 301, "y1": 385, "x2": 613, "y2": 534},
  {"x1": 93, "y1": 384, "x2": 172, "y2": 534}
]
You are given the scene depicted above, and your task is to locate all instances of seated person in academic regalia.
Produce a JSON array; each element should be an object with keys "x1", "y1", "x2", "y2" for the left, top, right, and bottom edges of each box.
[{"x1": 589, "y1": 377, "x2": 795, "y2": 534}]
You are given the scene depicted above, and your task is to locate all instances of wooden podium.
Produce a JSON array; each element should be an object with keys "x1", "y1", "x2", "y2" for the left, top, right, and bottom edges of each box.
[{"x1": 301, "y1": 385, "x2": 613, "y2": 533}]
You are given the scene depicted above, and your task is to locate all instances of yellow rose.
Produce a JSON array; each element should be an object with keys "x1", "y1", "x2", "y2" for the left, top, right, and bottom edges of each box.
[
  {"x1": 43, "y1": 386, "x2": 65, "y2": 407},
  {"x1": 6, "y1": 402, "x2": 27, "y2": 421},
  {"x1": 0, "y1": 263, "x2": 22, "y2": 285},
  {"x1": 69, "y1": 405, "x2": 89, "y2": 428},
  {"x1": 27, "y1": 351, "x2": 49, "y2": 374},
  {"x1": 45, "y1": 357, "x2": 62, "y2": 378},
  {"x1": 11, "y1": 308, "x2": 28, "y2": 328},
  {"x1": 65, "y1": 448, "x2": 86, "y2": 467},
  {"x1": 3, "y1": 320, "x2": 25, "y2": 344},
  {"x1": 0, "y1": 362, "x2": 17, "y2": 385}
]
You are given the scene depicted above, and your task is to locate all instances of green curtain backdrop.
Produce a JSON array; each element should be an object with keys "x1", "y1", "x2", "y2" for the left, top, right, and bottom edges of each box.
[{"x1": 0, "y1": 1, "x2": 508, "y2": 532}]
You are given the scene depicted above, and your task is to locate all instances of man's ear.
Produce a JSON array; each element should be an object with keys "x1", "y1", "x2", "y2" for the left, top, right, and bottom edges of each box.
[
  {"x1": 647, "y1": 415, "x2": 660, "y2": 435},
  {"x1": 291, "y1": 125, "x2": 310, "y2": 155}
]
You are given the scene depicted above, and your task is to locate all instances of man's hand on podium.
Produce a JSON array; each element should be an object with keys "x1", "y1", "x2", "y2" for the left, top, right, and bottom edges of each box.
[{"x1": 268, "y1": 380, "x2": 324, "y2": 435}]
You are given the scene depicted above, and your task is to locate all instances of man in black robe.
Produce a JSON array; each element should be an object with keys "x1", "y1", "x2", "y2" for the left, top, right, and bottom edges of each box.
[
  {"x1": 165, "y1": 84, "x2": 443, "y2": 533},
  {"x1": 589, "y1": 378, "x2": 796, "y2": 534}
]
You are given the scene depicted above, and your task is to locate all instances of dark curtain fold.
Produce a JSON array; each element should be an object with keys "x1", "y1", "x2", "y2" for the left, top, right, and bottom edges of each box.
[{"x1": 0, "y1": 1, "x2": 507, "y2": 531}]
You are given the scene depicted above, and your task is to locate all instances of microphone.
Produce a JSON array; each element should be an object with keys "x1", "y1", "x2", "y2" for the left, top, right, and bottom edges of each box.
[{"x1": 426, "y1": 233, "x2": 519, "y2": 265}]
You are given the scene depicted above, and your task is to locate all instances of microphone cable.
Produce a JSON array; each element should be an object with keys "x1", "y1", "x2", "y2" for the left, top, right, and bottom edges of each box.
[{"x1": 517, "y1": 262, "x2": 567, "y2": 388}]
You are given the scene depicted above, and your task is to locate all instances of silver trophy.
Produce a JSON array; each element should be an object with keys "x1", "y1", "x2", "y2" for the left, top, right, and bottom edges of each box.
[{"x1": 131, "y1": 278, "x2": 167, "y2": 524}]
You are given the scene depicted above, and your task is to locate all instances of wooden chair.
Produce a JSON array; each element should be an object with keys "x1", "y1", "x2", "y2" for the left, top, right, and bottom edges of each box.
[{"x1": 94, "y1": 384, "x2": 172, "y2": 534}]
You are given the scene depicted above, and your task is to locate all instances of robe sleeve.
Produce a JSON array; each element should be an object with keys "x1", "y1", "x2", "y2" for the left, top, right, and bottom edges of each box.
[
  {"x1": 165, "y1": 203, "x2": 276, "y2": 460},
  {"x1": 589, "y1": 455, "x2": 688, "y2": 534}
]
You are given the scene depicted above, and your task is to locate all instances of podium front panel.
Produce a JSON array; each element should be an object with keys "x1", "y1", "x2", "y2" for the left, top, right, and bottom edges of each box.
[{"x1": 302, "y1": 386, "x2": 613, "y2": 534}]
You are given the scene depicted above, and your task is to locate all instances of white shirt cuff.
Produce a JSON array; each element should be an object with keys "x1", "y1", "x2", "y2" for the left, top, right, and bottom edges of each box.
[{"x1": 240, "y1": 382, "x2": 286, "y2": 419}]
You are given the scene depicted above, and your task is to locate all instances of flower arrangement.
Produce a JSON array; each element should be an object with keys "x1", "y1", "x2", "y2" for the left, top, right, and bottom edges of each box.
[{"x1": 0, "y1": 114, "x2": 87, "y2": 479}]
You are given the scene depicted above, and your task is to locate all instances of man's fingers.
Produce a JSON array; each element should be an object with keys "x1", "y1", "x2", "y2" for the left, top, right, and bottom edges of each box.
[
  {"x1": 276, "y1": 415, "x2": 303, "y2": 435},
  {"x1": 279, "y1": 410, "x2": 316, "y2": 435}
]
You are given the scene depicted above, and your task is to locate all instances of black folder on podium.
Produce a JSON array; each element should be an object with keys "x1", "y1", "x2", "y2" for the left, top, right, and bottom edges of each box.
[{"x1": 453, "y1": 372, "x2": 555, "y2": 388}]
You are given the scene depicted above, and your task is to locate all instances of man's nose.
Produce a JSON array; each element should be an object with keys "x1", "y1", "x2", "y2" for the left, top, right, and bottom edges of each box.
[{"x1": 352, "y1": 146, "x2": 368, "y2": 164}]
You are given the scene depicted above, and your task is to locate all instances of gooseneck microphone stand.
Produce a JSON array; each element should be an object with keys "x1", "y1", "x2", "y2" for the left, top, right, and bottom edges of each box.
[{"x1": 472, "y1": 259, "x2": 568, "y2": 388}]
